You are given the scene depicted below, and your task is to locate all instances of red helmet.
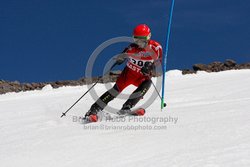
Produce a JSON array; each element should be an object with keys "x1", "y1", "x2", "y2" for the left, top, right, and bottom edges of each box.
[{"x1": 133, "y1": 24, "x2": 151, "y2": 40}]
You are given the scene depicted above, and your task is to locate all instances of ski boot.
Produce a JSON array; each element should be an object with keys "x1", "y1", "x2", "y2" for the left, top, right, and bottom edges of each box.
[
  {"x1": 117, "y1": 106, "x2": 132, "y2": 115},
  {"x1": 118, "y1": 104, "x2": 145, "y2": 116},
  {"x1": 84, "y1": 104, "x2": 102, "y2": 123}
]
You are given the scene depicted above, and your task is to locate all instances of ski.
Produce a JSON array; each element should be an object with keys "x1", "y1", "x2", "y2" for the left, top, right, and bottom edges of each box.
[
  {"x1": 81, "y1": 108, "x2": 146, "y2": 124},
  {"x1": 125, "y1": 108, "x2": 145, "y2": 116},
  {"x1": 109, "y1": 108, "x2": 146, "y2": 119}
]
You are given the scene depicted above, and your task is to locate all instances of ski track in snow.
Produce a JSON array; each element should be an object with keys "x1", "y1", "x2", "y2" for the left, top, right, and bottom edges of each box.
[{"x1": 1, "y1": 70, "x2": 250, "y2": 167}]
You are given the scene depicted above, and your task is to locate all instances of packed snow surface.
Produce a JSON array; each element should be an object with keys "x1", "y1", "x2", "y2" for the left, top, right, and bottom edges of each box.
[{"x1": 1, "y1": 70, "x2": 250, "y2": 167}]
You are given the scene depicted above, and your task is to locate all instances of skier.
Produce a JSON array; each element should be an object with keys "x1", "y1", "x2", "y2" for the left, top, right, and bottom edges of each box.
[{"x1": 85, "y1": 24, "x2": 162, "y2": 122}]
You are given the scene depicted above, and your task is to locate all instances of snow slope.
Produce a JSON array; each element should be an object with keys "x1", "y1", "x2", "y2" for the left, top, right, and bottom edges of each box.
[{"x1": 1, "y1": 70, "x2": 250, "y2": 167}]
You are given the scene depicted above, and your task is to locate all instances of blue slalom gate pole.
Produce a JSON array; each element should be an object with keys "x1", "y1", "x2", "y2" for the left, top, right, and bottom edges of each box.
[{"x1": 161, "y1": 0, "x2": 175, "y2": 109}]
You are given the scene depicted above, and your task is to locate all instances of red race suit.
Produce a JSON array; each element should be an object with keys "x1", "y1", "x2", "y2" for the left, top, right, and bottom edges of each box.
[{"x1": 116, "y1": 40, "x2": 162, "y2": 92}]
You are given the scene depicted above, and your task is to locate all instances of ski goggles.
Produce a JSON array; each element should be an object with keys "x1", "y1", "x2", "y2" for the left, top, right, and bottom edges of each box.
[{"x1": 133, "y1": 33, "x2": 151, "y2": 40}]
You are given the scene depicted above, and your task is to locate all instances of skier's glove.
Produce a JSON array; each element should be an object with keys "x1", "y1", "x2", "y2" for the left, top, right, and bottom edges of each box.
[
  {"x1": 141, "y1": 62, "x2": 155, "y2": 76},
  {"x1": 116, "y1": 58, "x2": 125, "y2": 65}
]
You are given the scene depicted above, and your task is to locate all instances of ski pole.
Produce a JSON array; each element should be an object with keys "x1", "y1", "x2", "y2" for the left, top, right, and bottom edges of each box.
[
  {"x1": 60, "y1": 78, "x2": 100, "y2": 118},
  {"x1": 150, "y1": 80, "x2": 167, "y2": 107},
  {"x1": 60, "y1": 62, "x2": 118, "y2": 118}
]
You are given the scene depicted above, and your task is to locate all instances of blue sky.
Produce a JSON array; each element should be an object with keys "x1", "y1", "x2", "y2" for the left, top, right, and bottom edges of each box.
[{"x1": 0, "y1": 0, "x2": 249, "y2": 82}]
